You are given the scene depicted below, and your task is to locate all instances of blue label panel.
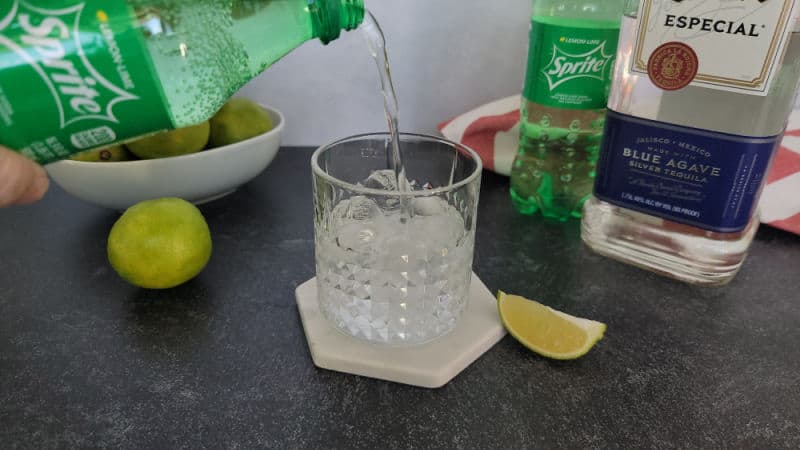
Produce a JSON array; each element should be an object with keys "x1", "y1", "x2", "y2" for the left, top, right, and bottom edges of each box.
[{"x1": 594, "y1": 110, "x2": 780, "y2": 232}]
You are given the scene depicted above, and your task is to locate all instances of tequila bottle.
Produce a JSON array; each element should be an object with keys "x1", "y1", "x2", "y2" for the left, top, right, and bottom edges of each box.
[{"x1": 582, "y1": 0, "x2": 800, "y2": 285}]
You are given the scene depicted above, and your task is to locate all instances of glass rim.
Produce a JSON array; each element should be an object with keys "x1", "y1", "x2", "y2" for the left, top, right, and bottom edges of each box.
[{"x1": 310, "y1": 132, "x2": 483, "y2": 197}]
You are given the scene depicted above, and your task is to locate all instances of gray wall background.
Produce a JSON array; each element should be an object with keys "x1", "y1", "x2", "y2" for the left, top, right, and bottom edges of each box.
[{"x1": 239, "y1": 1, "x2": 531, "y2": 146}]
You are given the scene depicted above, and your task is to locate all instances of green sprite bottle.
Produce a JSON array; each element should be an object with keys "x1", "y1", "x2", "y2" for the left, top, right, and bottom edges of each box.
[
  {"x1": 510, "y1": 0, "x2": 623, "y2": 221},
  {"x1": 0, "y1": 0, "x2": 364, "y2": 164}
]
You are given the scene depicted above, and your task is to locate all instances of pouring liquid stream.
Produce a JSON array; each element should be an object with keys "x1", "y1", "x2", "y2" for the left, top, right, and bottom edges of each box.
[{"x1": 361, "y1": 12, "x2": 413, "y2": 219}]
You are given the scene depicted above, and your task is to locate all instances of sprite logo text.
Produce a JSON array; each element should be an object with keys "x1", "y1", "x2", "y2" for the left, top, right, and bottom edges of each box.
[
  {"x1": 524, "y1": 21, "x2": 620, "y2": 109},
  {"x1": 0, "y1": 0, "x2": 172, "y2": 163},
  {"x1": 542, "y1": 40, "x2": 614, "y2": 91},
  {"x1": 0, "y1": 1, "x2": 137, "y2": 129}
]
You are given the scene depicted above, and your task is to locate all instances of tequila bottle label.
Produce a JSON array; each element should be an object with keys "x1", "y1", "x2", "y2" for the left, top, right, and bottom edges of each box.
[
  {"x1": 595, "y1": 110, "x2": 779, "y2": 232},
  {"x1": 631, "y1": 0, "x2": 799, "y2": 96},
  {"x1": 594, "y1": 0, "x2": 798, "y2": 232}
]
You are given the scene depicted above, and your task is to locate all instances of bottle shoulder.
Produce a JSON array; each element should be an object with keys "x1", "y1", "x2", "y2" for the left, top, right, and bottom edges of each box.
[{"x1": 532, "y1": 0, "x2": 626, "y2": 23}]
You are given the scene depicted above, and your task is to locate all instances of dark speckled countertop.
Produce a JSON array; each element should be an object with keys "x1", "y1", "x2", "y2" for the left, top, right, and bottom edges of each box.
[{"x1": 1, "y1": 147, "x2": 799, "y2": 448}]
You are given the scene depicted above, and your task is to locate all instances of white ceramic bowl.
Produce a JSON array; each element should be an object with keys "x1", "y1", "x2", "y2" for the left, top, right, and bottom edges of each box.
[{"x1": 46, "y1": 104, "x2": 284, "y2": 210}]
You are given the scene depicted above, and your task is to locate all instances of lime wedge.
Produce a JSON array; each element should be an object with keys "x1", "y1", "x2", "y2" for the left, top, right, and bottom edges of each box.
[{"x1": 497, "y1": 291, "x2": 606, "y2": 360}]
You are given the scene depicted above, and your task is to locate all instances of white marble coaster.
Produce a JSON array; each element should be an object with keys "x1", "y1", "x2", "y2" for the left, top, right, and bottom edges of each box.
[{"x1": 295, "y1": 273, "x2": 506, "y2": 388}]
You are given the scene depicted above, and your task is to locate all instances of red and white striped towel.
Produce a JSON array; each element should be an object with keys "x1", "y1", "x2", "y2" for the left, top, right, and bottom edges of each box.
[{"x1": 439, "y1": 95, "x2": 800, "y2": 235}]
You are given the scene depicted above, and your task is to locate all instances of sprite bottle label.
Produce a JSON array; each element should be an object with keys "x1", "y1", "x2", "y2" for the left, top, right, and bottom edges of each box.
[
  {"x1": 0, "y1": 0, "x2": 171, "y2": 164},
  {"x1": 523, "y1": 18, "x2": 619, "y2": 110}
]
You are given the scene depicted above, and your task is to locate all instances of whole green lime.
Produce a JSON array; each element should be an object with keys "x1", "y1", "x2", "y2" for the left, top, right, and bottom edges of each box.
[
  {"x1": 209, "y1": 98, "x2": 273, "y2": 147},
  {"x1": 125, "y1": 121, "x2": 210, "y2": 159},
  {"x1": 70, "y1": 145, "x2": 135, "y2": 162},
  {"x1": 107, "y1": 197, "x2": 212, "y2": 289}
]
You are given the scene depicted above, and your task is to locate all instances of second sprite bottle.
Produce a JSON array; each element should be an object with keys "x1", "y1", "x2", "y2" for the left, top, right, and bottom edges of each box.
[{"x1": 510, "y1": 0, "x2": 624, "y2": 221}]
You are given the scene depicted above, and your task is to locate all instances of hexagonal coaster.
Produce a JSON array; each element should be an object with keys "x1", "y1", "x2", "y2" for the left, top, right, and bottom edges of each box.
[{"x1": 295, "y1": 273, "x2": 506, "y2": 388}]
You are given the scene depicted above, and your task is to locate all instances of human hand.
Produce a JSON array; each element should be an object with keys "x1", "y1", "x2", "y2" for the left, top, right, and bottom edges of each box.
[{"x1": 0, "y1": 145, "x2": 49, "y2": 207}]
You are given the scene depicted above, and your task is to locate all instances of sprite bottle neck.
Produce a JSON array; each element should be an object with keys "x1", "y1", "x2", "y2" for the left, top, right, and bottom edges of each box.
[{"x1": 309, "y1": 0, "x2": 365, "y2": 44}]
